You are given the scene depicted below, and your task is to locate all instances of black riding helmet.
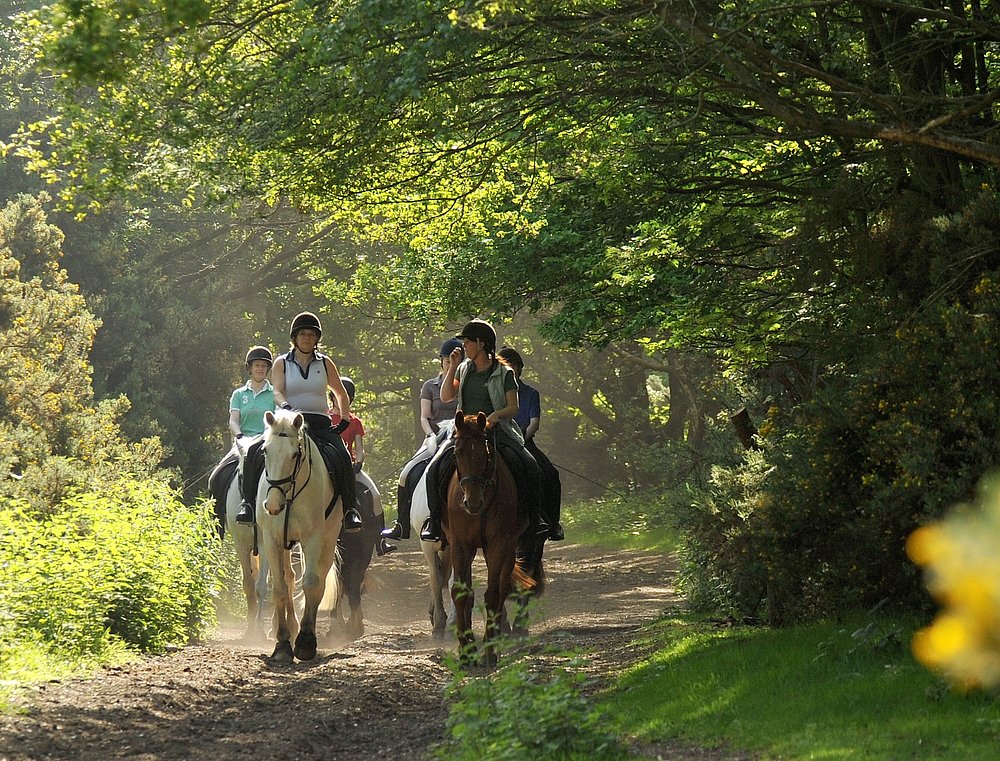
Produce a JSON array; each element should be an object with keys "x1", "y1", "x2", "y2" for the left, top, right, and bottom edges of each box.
[
  {"x1": 455, "y1": 319, "x2": 497, "y2": 353},
  {"x1": 245, "y1": 345, "x2": 273, "y2": 367},
  {"x1": 340, "y1": 376, "x2": 356, "y2": 403},
  {"x1": 289, "y1": 311, "x2": 322, "y2": 340},
  {"x1": 439, "y1": 338, "x2": 463, "y2": 357}
]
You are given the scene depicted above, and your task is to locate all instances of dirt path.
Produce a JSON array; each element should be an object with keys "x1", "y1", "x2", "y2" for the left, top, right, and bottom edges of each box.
[{"x1": 0, "y1": 542, "x2": 747, "y2": 761}]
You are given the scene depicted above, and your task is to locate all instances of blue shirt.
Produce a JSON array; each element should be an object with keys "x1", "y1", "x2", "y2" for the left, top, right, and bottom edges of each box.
[{"x1": 514, "y1": 378, "x2": 541, "y2": 435}]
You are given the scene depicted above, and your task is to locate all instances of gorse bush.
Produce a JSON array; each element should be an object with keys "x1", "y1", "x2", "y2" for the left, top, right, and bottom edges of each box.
[
  {"x1": 0, "y1": 479, "x2": 220, "y2": 674},
  {"x1": 434, "y1": 652, "x2": 623, "y2": 761}
]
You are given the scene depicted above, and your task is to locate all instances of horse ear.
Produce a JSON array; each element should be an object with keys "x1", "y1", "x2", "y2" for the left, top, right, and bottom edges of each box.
[
  {"x1": 455, "y1": 409, "x2": 464, "y2": 426},
  {"x1": 264, "y1": 410, "x2": 275, "y2": 426},
  {"x1": 477, "y1": 411, "x2": 487, "y2": 430},
  {"x1": 293, "y1": 412, "x2": 304, "y2": 429}
]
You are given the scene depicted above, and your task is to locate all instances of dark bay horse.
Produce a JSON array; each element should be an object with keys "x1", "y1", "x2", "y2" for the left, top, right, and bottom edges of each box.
[{"x1": 444, "y1": 411, "x2": 540, "y2": 669}]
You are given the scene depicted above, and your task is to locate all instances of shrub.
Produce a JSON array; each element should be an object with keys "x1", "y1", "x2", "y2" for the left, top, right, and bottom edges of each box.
[
  {"x1": 434, "y1": 652, "x2": 623, "y2": 761},
  {"x1": 0, "y1": 478, "x2": 221, "y2": 678}
]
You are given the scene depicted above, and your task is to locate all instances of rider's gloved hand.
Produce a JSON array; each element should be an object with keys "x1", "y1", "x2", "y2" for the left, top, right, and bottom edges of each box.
[{"x1": 352, "y1": 461, "x2": 363, "y2": 474}]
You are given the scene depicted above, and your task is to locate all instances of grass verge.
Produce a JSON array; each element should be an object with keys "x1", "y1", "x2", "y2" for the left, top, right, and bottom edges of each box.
[
  {"x1": 563, "y1": 493, "x2": 679, "y2": 553},
  {"x1": 600, "y1": 613, "x2": 1000, "y2": 760}
]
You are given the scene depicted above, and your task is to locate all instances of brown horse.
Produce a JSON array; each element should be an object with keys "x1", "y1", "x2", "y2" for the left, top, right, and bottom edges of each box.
[{"x1": 443, "y1": 410, "x2": 537, "y2": 669}]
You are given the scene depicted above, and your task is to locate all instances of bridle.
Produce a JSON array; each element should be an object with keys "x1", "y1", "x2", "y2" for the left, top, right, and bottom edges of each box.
[
  {"x1": 456, "y1": 429, "x2": 498, "y2": 493},
  {"x1": 263, "y1": 430, "x2": 311, "y2": 514}
]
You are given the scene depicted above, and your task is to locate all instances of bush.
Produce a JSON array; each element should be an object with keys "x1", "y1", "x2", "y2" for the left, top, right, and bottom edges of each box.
[
  {"x1": 0, "y1": 478, "x2": 221, "y2": 676},
  {"x1": 434, "y1": 652, "x2": 623, "y2": 761}
]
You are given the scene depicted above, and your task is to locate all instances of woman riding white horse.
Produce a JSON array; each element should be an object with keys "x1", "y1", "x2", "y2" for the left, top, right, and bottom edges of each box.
[{"x1": 237, "y1": 311, "x2": 362, "y2": 533}]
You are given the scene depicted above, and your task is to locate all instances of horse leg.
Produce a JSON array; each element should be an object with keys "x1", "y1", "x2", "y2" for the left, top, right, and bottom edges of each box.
[
  {"x1": 450, "y1": 544, "x2": 477, "y2": 665},
  {"x1": 481, "y1": 547, "x2": 517, "y2": 670},
  {"x1": 425, "y1": 545, "x2": 449, "y2": 638},
  {"x1": 268, "y1": 549, "x2": 296, "y2": 663},
  {"x1": 294, "y1": 540, "x2": 337, "y2": 661}
]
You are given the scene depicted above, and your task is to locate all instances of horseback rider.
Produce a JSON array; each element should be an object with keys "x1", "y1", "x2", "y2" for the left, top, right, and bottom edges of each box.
[
  {"x1": 381, "y1": 337, "x2": 462, "y2": 542},
  {"x1": 207, "y1": 345, "x2": 275, "y2": 538},
  {"x1": 420, "y1": 319, "x2": 548, "y2": 542},
  {"x1": 235, "y1": 312, "x2": 362, "y2": 533},
  {"x1": 498, "y1": 346, "x2": 565, "y2": 541}
]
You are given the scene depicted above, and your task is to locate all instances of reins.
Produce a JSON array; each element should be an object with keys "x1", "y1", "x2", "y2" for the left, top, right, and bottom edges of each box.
[
  {"x1": 455, "y1": 428, "x2": 501, "y2": 530},
  {"x1": 263, "y1": 429, "x2": 313, "y2": 550}
]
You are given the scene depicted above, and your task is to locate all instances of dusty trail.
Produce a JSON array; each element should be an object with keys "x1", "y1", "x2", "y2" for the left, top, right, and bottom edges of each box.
[{"x1": 0, "y1": 542, "x2": 745, "y2": 760}]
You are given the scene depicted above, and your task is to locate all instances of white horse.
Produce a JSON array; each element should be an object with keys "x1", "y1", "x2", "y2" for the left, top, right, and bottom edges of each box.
[
  {"x1": 408, "y1": 423, "x2": 455, "y2": 638},
  {"x1": 224, "y1": 469, "x2": 270, "y2": 640},
  {"x1": 256, "y1": 409, "x2": 342, "y2": 662},
  {"x1": 209, "y1": 439, "x2": 270, "y2": 640}
]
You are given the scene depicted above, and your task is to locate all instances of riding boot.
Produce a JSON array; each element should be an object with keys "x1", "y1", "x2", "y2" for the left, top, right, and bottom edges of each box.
[
  {"x1": 375, "y1": 513, "x2": 396, "y2": 555},
  {"x1": 236, "y1": 499, "x2": 255, "y2": 525},
  {"x1": 343, "y1": 505, "x2": 363, "y2": 533},
  {"x1": 420, "y1": 514, "x2": 442, "y2": 543},
  {"x1": 547, "y1": 521, "x2": 565, "y2": 541},
  {"x1": 381, "y1": 485, "x2": 411, "y2": 541}
]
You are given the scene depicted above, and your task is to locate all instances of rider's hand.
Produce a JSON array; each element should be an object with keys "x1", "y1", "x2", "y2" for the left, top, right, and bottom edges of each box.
[
  {"x1": 279, "y1": 402, "x2": 292, "y2": 411},
  {"x1": 352, "y1": 461, "x2": 363, "y2": 474},
  {"x1": 332, "y1": 418, "x2": 350, "y2": 434}
]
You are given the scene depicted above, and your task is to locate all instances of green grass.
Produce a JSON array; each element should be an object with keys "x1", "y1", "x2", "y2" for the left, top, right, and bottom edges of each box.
[
  {"x1": 600, "y1": 614, "x2": 1000, "y2": 760},
  {"x1": 563, "y1": 494, "x2": 679, "y2": 553}
]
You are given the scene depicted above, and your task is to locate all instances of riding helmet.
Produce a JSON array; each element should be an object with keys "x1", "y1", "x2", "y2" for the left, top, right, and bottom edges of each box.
[
  {"x1": 340, "y1": 376, "x2": 356, "y2": 403},
  {"x1": 245, "y1": 345, "x2": 273, "y2": 367},
  {"x1": 289, "y1": 311, "x2": 322, "y2": 340},
  {"x1": 455, "y1": 319, "x2": 497, "y2": 352},
  {"x1": 439, "y1": 338, "x2": 464, "y2": 357}
]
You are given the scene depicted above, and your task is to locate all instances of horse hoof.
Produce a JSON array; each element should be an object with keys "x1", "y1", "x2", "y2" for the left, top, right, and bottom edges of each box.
[
  {"x1": 293, "y1": 631, "x2": 318, "y2": 661},
  {"x1": 270, "y1": 640, "x2": 294, "y2": 663}
]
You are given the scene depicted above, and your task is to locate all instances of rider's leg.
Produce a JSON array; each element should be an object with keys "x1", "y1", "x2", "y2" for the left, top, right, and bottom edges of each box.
[
  {"x1": 420, "y1": 445, "x2": 454, "y2": 542},
  {"x1": 527, "y1": 439, "x2": 564, "y2": 540},
  {"x1": 303, "y1": 414, "x2": 363, "y2": 533},
  {"x1": 236, "y1": 440, "x2": 265, "y2": 524},
  {"x1": 503, "y1": 442, "x2": 548, "y2": 537},
  {"x1": 383, "y1": 451, "x2": 427, "y2": 541}
]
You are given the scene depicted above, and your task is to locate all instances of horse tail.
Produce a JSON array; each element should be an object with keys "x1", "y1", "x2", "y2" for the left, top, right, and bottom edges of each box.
[
  {"x1": 511, "y1": 561, "x2": 537, "y2": 592},
  {"x1": 318, "y1": 544, "x2": 343, "y2": 614}
]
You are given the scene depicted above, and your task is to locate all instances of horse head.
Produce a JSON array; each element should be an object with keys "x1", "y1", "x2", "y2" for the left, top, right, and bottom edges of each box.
[
  {"x1": 261, "y1": 409, "x2": 306, "y2": 515},
  {"x1": 453, "y1": 410, "x2": 493, "y2": 515}
]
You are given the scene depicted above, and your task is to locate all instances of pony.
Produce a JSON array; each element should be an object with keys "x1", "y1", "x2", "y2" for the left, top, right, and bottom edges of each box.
[
  {"x1": 408, "y1": 423, "x2": 454, "y2": 638},
  {"x1": 444, "y1": 410, "x2": 538, "y2": 669},
  {"x1": 208, "y1": 439, "x2": 269, "y2": 640},
  {"x1": 223, "y1": 464, "x2": 270, "y2": 640},
  {"x1": 326, "y1": 468, "x2": 381, "y2": 643},
  {"x1": 255, "y1": 409, "x2": 342, "y2": 663}
]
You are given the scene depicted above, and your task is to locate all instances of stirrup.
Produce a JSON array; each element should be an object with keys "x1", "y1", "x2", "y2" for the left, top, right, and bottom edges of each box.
[
  {"x1": 235, "y1": 501, "x2": 255, "y2": 525},
  {"x1": 343, "y1": 508, "x2": 363, "y2": 533},
  {"x1": 377, "y1": 538, "x2": 397, "y2": 556},
  {"x1": 381, "y1": 521, "x2": 404, "y2": 541},
  {"x1": 420, "y1": 517, "x2": 441, "y2": 542}
]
